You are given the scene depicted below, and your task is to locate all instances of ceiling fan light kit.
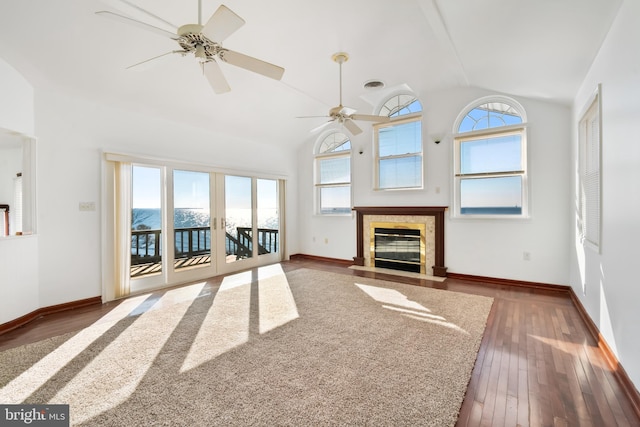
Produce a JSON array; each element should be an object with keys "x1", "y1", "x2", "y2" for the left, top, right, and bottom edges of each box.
[{"x1": 96, "y1": 1, "x2": 285, "y2": 94}]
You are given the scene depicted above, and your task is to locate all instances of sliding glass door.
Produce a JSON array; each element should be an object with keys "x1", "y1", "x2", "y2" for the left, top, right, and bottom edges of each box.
[
  {"x1": 218, "y1": 176, "x2": 281, "y2": 273},
  {"x1": 114, "y1": 160, "x2": 284, "y2": 296},
  {"x1": 173, "y1": 170, "x2": 212, "y2": 271},
  {"x1": 130, "y1": 165, "x2": 164, "y2": 289}
]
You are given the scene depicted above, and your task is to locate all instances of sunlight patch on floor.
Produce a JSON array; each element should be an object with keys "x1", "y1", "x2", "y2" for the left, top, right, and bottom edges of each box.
[
  {"x1": 355, "y1": 283, "x2": 433, "y2": 312},
  {"x1": 529, "y1": 334, "x2": 610, "y2": 370},
  {"x1": 51, "y1": 283, "x2": 205, "y2": 425},
  {"x1": 258, "y1": 264, "x2": 299, "y2": 334},
  {"x1": 180, "y1": 272, "x2": 252, "y2": 373},
  {"x1": 0, "y1": 293, "x2": 152, "y2": 403},
  {"x1": 355, "y1": 282, "x2": 468, "y2": 333}
]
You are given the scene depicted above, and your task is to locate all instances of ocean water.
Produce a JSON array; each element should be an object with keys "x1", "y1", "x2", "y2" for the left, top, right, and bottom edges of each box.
[
  {"x1": 460, "y1": 206, "x2": 522, "y2": 215},
  {"x1": 132, "y1": 208, "x2": 278, "y2": 232},
  {"x1": 132, "y1": 208, "x2": 210, "y2": 230}
]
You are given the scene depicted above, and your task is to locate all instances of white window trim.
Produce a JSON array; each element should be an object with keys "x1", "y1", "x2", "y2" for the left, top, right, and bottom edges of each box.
[
  {"x1": 374, "y1": 114, "x2": 424, "y2": 191},
  {"x1": 578, "y1": 84, "x2": 602, "y2": 252}
]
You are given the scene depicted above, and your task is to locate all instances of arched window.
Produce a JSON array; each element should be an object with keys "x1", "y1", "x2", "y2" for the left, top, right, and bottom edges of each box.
[
  {"x1": 374, "y1": 94, "x2": 423, "y2": 189},
  {"x1": 453, "y1": 96, "x2": 528, "y2": 217},
  {"x1": 315, "y1": 132, "x2": 352, "y2": 214}
]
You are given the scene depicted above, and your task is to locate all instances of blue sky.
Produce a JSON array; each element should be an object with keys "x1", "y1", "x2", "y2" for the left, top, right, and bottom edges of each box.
[{"x1": 132, "y1": 166, "x2": 277, "y2": 212}]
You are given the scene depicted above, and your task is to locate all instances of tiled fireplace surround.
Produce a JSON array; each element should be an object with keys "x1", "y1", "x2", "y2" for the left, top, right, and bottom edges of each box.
[{"x1": 352, "y1": 206, "x2": 448, "y2": 277}]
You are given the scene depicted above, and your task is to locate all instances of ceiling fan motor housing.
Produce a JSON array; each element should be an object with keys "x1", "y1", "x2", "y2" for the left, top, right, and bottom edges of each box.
[{"x1": 177, "y1": 24, "x2": 221, "y2": 60}]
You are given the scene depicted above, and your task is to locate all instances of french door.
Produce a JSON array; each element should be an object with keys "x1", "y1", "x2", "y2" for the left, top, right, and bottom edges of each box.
[
  {"x1": 217, "y1": 175, "x2": 281, "y2": 274},
  {"x1": 126, "y1": 164, "x2": 283, "y2": 294}
]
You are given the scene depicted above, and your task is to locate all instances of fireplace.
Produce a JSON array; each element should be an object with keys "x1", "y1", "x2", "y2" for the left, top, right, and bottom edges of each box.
[
  {"x1": 371, "y1": 222, "x2": 425, "y2": 273},
  {"x1": 353, "y1": 206, "x2": 448, "y2": 277}
]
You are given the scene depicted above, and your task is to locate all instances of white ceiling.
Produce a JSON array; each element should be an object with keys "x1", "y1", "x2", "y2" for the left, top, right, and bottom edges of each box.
[{"x1": 0, "y1": 0, "x2": 621, "y2": 149}]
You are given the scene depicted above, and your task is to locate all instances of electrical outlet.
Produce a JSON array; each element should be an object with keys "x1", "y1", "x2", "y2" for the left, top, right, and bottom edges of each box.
[
  {"x1": 324, "y1": 238, "x2": 329, "y2": 244},
  {"x1": 523, "y1": 251, "x2": 531, "y2": 261},
  {"x1": 79, "y1": 201, "x2": 96, "y2": 212}
]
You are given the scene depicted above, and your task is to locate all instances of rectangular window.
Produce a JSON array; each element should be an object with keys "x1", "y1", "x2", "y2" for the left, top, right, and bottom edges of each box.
[
  {"x1": 454, "y1": 128, "x2": 527, "y2": 217},
  {"x1": 316, "y1": 153, "x2": 351, "y2": 214},
  {"x1": 375, "y1": 117, "x2": 423, "y2": 189},
  {"x1": 578, "y1": 86, "x2": 601, "y2": 250}
]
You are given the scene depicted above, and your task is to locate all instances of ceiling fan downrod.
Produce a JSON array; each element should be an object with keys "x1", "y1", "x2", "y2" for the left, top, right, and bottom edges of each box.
[{"x1": 332, "y1": 52, "x2": 349, "y2": 107}]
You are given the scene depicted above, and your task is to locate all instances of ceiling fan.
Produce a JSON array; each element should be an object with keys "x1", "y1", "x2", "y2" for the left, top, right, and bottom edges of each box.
[
  {"x1": 96, "y1": 0, "x2": 285, "y2": 94},
  {"x1": 299, "y1": 52, "x2": 389, "y2": 135}
]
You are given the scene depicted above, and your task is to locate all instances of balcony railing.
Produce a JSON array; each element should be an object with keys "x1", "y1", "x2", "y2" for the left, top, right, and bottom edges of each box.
[
  {"x1": 226, "y1": 227, "x2": 279, "y2": 260},
  {"x1": 131, "y1": 226, "x2": 279, "y2": 266}
]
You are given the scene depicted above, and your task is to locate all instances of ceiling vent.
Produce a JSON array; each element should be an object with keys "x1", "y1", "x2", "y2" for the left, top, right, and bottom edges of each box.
[{"x1": 364, "y1": 80, "x2": 385, "y2": 89}]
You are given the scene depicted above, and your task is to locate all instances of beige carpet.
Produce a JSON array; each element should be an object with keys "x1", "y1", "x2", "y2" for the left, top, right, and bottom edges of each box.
[{"x1": 0, "y1": 266, "x2": 493, "y2": 426}]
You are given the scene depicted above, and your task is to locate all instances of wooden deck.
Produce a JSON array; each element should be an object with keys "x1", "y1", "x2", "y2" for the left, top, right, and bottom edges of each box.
[{"x1": 130, "y1": 255, "x2": 211, "y2": 277}]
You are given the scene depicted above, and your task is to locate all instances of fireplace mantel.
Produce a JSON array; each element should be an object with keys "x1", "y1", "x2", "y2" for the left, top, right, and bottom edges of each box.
[{"x1": 352, "y1": 206, "x2": 448, "y2": 277}]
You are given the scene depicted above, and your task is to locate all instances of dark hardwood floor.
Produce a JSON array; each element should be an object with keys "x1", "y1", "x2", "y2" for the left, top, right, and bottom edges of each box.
[{"x1": 1, "y1": 258, "x2": 639, "y2": 426}]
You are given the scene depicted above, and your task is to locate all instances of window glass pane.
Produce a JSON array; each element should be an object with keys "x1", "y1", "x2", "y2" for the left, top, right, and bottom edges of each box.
[
  {"x1": 319, "y1": 132, "x2": 350, "y2": 154},
  {"x1": 225, "y1": 175, "x2": 253, "y2": 262},
  {"x1": 379, "y1": 156, "x2": 422, "y2": 189},
  {"x1": 320, "y1": 186, "x2": 351, "y2": 214},
  {"x1": 460, "y1": 134, "x2": 521, "y2": 174},
  {"x1": 173, "y1": 170, "x2": 210, "y2": 270},
  {"x1": 257, "y1": 178, "x2": 279, "y2": 256},
  {"x1": 131, "y1": 165, "x2": 162, "y2": 276},
  {"x1": 319, "y1": 156, "x2": 350, "y2": 184},
  {"x1": 460, "y1": 176, "x2": 522, "y2": 215},
  {"x1": 380, "y1": 95, "x2": 422, "y2": 117},
  {"x1": 458, "y1": 104, "x2": 522, "y2": 133},
  {"x1": 379, "y1": 120, "x2": 421, "y2": 157}
]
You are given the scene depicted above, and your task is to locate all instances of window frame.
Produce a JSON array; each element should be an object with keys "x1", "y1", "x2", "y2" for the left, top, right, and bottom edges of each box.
[
  {"x1": 374, "y1": 111, "x2": 423, "y2": 191},
  {"x1": 452, "y1": 97, "x2": 529, "y2": 219},
  {"x1": 314, "y1": 132, "x2": 352, "y2": 215},
  {"x1": 578, "y1": 85, "x2": 602, "y2": 252}
]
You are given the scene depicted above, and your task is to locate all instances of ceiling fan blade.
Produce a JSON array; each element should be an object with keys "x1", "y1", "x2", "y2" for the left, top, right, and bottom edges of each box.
[
  {"x1": 297, "y1": 115, "x2": 331, "y2": 119},
  {"x1": 96, "y1": 11, "x2": 178, "y2": 40},
  {"x1": 339, "y1": 106, "x2": 357, "y2": 116},
  {"x1": 351, "y1": 114, "x2": 391, "y2": 123},
  {"x1": 100, "y1": 0, "x2": 178, "y2": 30},
  {"x1": 220, "y1": 49, "x2": 285, "y2": 80},
  {"x1": 343, "y1": 119, "x2": 363, "y2": 135},
  {"x1": 126, "y1": 50, "x2": 183, "y2": 70},
  {"x1": 203, "y1": 60, "x2": 231, "y2": 94},
  {"x1": 202, "y1": 5, "x2": 245, "y2": 42},
  {"x1": 311, "y1": 120, "x2": 335, "y2": 134}
]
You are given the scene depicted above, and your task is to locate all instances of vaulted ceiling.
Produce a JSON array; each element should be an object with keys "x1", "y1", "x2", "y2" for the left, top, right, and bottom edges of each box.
[{"x1": 0, "y1": 0, "x2": 622, "y2": 148}]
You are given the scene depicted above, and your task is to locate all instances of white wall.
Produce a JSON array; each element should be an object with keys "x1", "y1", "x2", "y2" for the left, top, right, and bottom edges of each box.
[
  {"x1": 441, "y1": 88, "x2": 571, "y2": 285},
  {"x1": 570, "y1": 0, "x2": 640, "y2": 391},
  {"x1": 297, "y1": 86, "x2": 571, "y2": 286},
  {"x1": 0, "y1": 57, "x2": 34, "y2": 135},
  {"x1": 31, "y1": 87, "x2": 298, "y2": 309},
  {"x1": 0, "y1": 56, "x2": 38, "y2": 324},
  {"x1": 0, "y1": 235, "x2": 39, "y2": 322}
]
